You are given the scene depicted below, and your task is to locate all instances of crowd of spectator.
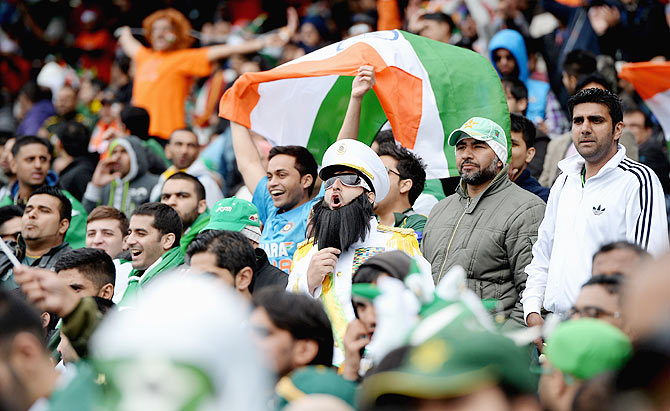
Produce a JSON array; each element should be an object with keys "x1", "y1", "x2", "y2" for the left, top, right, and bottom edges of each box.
[{"x1": 1, "y1": 0, "x2": 670, "y2": 410}]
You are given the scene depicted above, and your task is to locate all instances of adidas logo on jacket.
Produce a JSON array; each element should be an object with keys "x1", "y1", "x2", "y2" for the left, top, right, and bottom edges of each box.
[{"x1": 522, "y1": 145, "x2": 669, "y2": 318}]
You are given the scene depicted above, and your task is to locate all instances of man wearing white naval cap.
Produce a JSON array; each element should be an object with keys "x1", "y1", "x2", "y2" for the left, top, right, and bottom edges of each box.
[{"x1": 287, "y1": 139, "x2": 433, "y2": 364}]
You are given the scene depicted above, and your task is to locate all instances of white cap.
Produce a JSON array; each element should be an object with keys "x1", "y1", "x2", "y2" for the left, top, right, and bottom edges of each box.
[
  {"x1": 319, "y1": 139, "x2": 390, "y2": 202},
  {"x1": 91, "y1": 274, "x2": 272, "y2": 410}
]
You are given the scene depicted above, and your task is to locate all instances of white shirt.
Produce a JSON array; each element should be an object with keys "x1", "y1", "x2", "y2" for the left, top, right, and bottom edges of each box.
[
  {"x1": 522, "y1": 146, "x2": 669, "y2": 320},
  {"x1": 112, "y1": 259, "x2": 132, "y2": 303}
]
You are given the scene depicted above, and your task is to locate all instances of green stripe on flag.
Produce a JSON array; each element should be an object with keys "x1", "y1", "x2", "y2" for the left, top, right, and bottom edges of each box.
[
  {"x1": 400, "y1": 31, "x2": 511, "y2": 176},
  {"x1": 307, "y1": 76, "x2": 387, "y2": 164}
]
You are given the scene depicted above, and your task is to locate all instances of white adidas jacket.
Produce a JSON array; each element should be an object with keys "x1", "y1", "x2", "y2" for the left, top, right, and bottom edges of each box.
[{"x1": 522, "y1": 146, "x2": 669, "y2": 319}]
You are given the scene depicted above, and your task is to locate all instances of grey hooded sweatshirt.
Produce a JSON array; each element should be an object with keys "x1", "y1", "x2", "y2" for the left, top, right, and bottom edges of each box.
[{"x1": 83, "y1": 136, "x2": 159, "y2": 214}]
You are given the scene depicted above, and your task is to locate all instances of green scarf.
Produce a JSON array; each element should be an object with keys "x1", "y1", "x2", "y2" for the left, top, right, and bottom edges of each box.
[
  {"x1": 118, "y1": 247, "x2": 184, "y2": 306},
  {"x1": 180, "y1": 211, "x2": 210, "y2": 255},
  {"x1": 63, "y1": 190, "x2": 88, "y2": 249}
]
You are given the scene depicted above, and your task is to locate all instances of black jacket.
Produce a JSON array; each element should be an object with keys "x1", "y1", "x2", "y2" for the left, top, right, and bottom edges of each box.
[
  {"x1": 0, "y1": 237, "x2": 71, "y2": 289},
  {"x1": 59, "y1": 153, "x2": 99, "y2": 201},
  {"x1": 251, "y1": 248, "x2": 288, "y2": 293},
  {"x1": 639, "y1": 133, "x2": 670, "y2": 194}
]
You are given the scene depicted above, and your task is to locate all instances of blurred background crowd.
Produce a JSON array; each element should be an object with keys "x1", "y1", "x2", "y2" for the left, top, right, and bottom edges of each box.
[{"x1": 1, "y1": 0, "x2": 669, "y2": 199}]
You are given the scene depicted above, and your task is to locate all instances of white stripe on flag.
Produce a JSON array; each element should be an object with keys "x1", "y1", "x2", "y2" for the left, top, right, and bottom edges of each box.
[
  {"x1": 250, "y1": 75, "x2": 339, "y2": 147},
  {"x1": 646, "y1": 90, "x2": 670, "y2": 142}
]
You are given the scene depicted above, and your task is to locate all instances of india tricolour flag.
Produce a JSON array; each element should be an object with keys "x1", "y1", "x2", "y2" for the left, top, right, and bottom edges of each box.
[
  {"x1": 619, "y1": 62, "x2": 670, "y2": 142},
  {"x1": 219, "y1": 30, "x2": 509, "y2": 178}
]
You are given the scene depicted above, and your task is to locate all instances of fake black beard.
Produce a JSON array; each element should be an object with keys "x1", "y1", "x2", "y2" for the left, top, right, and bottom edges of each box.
[{"x1": 308, "y1": 193, "x2": 375, "y2": 252}]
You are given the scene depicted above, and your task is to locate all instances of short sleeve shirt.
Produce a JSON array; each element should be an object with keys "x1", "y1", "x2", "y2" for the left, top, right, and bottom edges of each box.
[
  {"x1": 252, "y1": 177, "x2": 321, "y2": 273},
  {"x1": 132, "y1": 46, "x2": 212, "y2": 139}
]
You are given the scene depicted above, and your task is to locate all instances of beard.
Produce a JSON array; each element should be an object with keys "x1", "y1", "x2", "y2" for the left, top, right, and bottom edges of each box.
[
  {"x1": 308, "y1": 193, "x2": 375, "y2": 252},
  {"x1": 181, "y1": 208, "x2": 200, "y2": 230},
  {"x1": 459, "y1": 158, "x2": 500, "y2": 185}
]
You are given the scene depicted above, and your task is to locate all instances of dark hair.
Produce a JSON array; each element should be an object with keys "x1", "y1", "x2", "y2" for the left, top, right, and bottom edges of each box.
[
  {"x1": 114, "y1": 54, "x2": 131, "y2": 75},
  {"x1": 0, "y1": 205, "x2": 23, "y2": 227},
  {"x1": 0, "y1": 288, "x2": 44, "y2": 344},
  {"x1": 422, "y1": 12, "x2": 455, "y2": 32},
  {"x1": 87, "y1": 206, "x2": 129, "y2": 236},
  {"x1": 252, "y1": 286, "x2": 334, "y2": 367},
  {"x1": 374, "y1": 130, "x2": 396, "y2": 150},
  {"x1": 592, "y1": 241, "x2": 650, "y2": 262},
  {"x1": 376, "y1": 144, "x2": 426, "y2": 205},
  {"x1": 568, "y1": 88, "x2": 623, "y2": 130},
  {"x1": 165, "y1": 172, "x2": 206, "y2": 202},
  {"x1": 53, "y1": 121, "x2": 92, "y2": 158},
  {"x1": 353, "y1": 251, "x2": 412, "y2": 284},
  {"x1": 29, "y1": 186, "x2": 72, "y2": 222},
  {"x1": 623, "y1": 105, "x2": 653, "y2": 129},
  {"x1": 54, "y1": 248, "x2": 116, "y2": 291},
  {"x1": 562, "y1": 49, "x2": 597, "y2": 78},
  {"x1": 11, "y1": 135, "x2": 53, "y2": 158},
  {"x1": 268, "y1": 146, "x2": 318, "y2": 196},
  {"x1": 510, "y1": 113, "x2": 536, "y2": 148},
  {"x1": 501, "y1": 76, "x2": 528, "y2": 115},
  {"x1": 132, "y1": 202, "x2": 182, "y2": 246},
  {"x1": 582, "y1": 274, "x2": 623, "y2": 295},
  {"x1": 575, "y1": 71, "x2": 613, "y2": 93},
  {"x1": 353, "y1": 265, "x2": 386, "y2": 284},
  {"x1": 186, "y1": 230, "x2": 257, "y2": 288},
  {"x1": 120, "y1": 106, "x2": 150, "y2": 140},
  {"x1": 169, "y1": 127, "x2": 197, "y2": 140},
  {"x1": 90, "y1": 78, "x2": 106, "y2": 92},
  {"x1": 19, "y1": 81, "x2": 52, "y2": 103}
]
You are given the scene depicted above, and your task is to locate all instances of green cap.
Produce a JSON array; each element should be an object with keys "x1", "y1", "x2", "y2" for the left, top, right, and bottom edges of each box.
[
  {"x1": 359, "y1": 328, "x2": 536, "y2": 407},
  {"x1": 447, "y1": 117, "x2": 508, "y2": 163},
  {"x1": 544, "y1": 318, "x2": 632, "y2": 380},
  {"x1": 351, "y1": 283, "x2": 382, "y2": 300},
  {"x1": 275, "y1": 365, "x2": 357, "y2": 409},
  {"x1": 200, "y1": 197, "x2": 261, "y2": 240}
]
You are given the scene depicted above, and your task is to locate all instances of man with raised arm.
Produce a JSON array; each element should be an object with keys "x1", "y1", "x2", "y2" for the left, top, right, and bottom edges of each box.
[
  {"x1": 117, "y1": 8, "x2": 297, "y2": 141},
  {"x1": 231, "y1": 123, "x2": 320, "y2": 272}
]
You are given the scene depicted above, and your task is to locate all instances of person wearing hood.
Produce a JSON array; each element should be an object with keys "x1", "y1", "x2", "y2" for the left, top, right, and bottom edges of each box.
[
  {"x1": 82, "y1": 136, "x2": 159, "y2": 214},
  {"x1": 489, "y1": 29, "x2": 569, "y2": 136},
  {"x1": 0, "y1": 136, "x2": 88, "y2": 249},
  {"x1": 298, "y1": 15, "x2": 330, "y2": 54}
]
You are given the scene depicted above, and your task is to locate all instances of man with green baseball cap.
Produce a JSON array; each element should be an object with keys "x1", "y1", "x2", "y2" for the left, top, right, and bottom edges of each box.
[
  {"x1": 358, "y1": 328, "x2": 539, "y2": 411},
  {"x1": 202, "y1": 197, "x2": 262, "y2": 244},
  {"x1": 538, "y1": 318, "x2": 632, "y2": 411},
  {"x1": 198, "y1": 197, "x2": 287, "y2": 290},
  {"x1": 422, "y1": 116, "x2": 545, "y2": 327}
]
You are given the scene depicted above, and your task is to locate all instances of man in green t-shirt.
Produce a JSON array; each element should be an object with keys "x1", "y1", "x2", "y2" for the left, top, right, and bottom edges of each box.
[{"x1": 159, "y1": 172, "x2": 209, "y2": 254}]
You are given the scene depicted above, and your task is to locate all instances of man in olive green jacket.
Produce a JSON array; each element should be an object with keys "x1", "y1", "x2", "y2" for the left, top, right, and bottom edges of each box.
[{"x1": 422, "y1": 117, "x2": 545, "y2": 326}]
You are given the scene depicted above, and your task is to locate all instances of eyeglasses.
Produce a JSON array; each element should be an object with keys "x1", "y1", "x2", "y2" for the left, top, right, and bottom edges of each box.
[
  {"x1": 387, "y1": 168, "x2": 402, "y2": 178},
  {"x1": 567, "y1": 305, "x2": 621, "y2": 320},
  {"x1": 324, "y1": 173, "x2": 371, "y2": 191}
]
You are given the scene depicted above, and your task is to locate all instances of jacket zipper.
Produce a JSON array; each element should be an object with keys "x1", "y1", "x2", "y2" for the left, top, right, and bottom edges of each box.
[{"x1": 437, "y1": 198, "x2": 471, "y2": 283}]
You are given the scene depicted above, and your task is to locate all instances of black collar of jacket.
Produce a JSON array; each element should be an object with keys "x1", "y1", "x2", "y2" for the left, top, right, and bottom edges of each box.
[
  {"x1": 14, "y1": 234, "x2": 70, "y2": 261},
  {"x1": 456, "y1": 165, "x2": 511, "y2": 213}
]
